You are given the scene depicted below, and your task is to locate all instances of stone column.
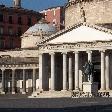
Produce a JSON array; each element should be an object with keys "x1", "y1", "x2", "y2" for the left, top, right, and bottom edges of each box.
[
  {"x1": 1, "y1": 69, "x2": 5, "y2": 94},
  {"x1": 62, "y1": 52, "x2": 67, "y2": 91},
  {"x1": 75, "y1": 51, "x2": 79, "y2": 90},
  {"x1": 12, "y1": 69, "x2": 15, "y2": 94},
  {"x1": 39, "y1": 53, "x2": 43, "y2": 91},
  {"x1": 32, "y1": 69, "x2": 36, "y2": 92},
  {"x1": 105, "y1": 53, "x2": 110, "y2": 90},
  {"x1": 68, "y1": 55, "x2": 73, "y2": 90},
  {"x1": 22, "y1": 69, "x2": 26, "y2": 94},
  {"x1": 100, "y1": 50, "x2": 106, "y2": 90},
  {"x1": 50, "y1": 52, "x2": 55, "y2": 91}
]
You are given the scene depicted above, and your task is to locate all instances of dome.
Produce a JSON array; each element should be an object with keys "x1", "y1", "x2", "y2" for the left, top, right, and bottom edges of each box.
[
  {"x1": 25, "y1": 19, "x2": 57, "y2": 35},
  {"x1": 21, "y1": 19, "x2": 57, "y2": 48}
]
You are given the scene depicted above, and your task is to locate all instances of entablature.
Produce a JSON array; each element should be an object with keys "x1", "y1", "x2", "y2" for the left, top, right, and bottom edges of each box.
[
  {"x1": 39, "y1": 41, "x2": 112, "y2": 53},
  {"x1": 0, "y1": 63, "x2": 38, "y2": 70}
]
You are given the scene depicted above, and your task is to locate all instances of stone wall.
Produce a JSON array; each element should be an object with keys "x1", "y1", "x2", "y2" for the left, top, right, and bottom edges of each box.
[
  {"x1": 65, "y1": 0, "x2": 112, "y2": 28},
  {"x1": 0, "y1": 49, "x2": 39, "y2": 57},
  {"x1": 21, "y1": 35, "x2": 41, "y2": 48}
]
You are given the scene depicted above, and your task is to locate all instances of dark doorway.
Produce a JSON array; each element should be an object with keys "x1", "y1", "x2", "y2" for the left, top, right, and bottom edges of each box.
[{"x1": 93, "y1": 69, "x2": 101, "y2": 89}]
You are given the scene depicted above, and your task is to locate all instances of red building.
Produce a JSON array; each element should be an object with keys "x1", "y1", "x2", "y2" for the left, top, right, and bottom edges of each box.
[
  {"x1": 0, "y1": 0, "x2": 42, "y2": 50},
  {"x1": 40, "y1": 6, "x2": 65, "y2": 31}
]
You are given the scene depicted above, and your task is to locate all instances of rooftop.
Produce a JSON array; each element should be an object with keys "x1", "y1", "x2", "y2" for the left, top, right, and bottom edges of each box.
[{"x1": 0, "y1": 4, "x2": 42, "y2": 16}]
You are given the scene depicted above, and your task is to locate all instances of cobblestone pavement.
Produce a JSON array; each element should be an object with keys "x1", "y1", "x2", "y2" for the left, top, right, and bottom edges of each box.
[{"x1": 0, "y1": 96, "x2": 112, "y2": 112}]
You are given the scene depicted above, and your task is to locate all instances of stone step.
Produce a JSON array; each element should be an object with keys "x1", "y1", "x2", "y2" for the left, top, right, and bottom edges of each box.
[{"x1": 29, "y1": 91, "x2": 72, "y2": 98}]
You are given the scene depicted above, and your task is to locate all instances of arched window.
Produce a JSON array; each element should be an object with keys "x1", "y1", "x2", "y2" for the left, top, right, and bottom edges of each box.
[{"x1": 53, "y1": 19, "x2": 56, "y2": 26}]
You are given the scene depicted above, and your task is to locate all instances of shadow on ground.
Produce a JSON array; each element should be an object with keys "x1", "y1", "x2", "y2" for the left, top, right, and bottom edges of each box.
[{"x1": 0, "y1": 104, "x2": 112, "y2": 112}]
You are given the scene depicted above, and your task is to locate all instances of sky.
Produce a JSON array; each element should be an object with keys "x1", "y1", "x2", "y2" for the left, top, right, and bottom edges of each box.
[{"x1": 0, "y1": 0, "x2": 68, "y2": 11}]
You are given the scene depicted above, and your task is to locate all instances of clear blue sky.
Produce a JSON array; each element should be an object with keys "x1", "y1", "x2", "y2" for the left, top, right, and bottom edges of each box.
[{"x1": 0, "y1": 0, "x2": 67, "y2": 11}]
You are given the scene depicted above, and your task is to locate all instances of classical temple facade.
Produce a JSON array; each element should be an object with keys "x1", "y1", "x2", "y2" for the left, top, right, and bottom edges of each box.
[
  {"x1": 37, "y1": 23, "x2": 112, "y2": 94},
  {"x1": 0, "y1": 0, "x2": 112, "y2": 97},
  {"x1": 0, "y1": 22, "x2": 112, "y2": 96}
]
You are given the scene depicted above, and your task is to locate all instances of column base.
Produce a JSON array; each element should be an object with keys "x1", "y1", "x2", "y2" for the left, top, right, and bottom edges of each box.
[
  {"x1": 68, "y1": 89, "x2": 73, "y2": 92},
  {"x1": 73, "y1": 89, "x2": 80, "y2": 92},
  {"x1": 49, "y1": 90, "x2": 55, "y2": 92},
  {"x1": 100, "y1": 88, "x2": 105, "y2": 91},
  {"x1": 12, "y1": 92, "x2": 16, "y2": 94},
  {"x1": 61, "y1": 90, "x2": 67, "y2": 92},
  {"x1": 1, "y1": 91, "x2": 5, "y2": 94},
  {"x1": 61, "y1": 90, "x2": 68, "y2": 93},
  {"x1": 38, "y1": 89, "x2": 43, "y2": 93},
  {"x1": 106, "y1": 88, "x2": 110, "y2": 91},
  {"x1": 22, "y1": 92, "x2": 26, "y2": 94}
]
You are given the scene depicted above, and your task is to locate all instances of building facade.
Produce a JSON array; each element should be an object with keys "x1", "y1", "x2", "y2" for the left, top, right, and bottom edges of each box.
[
  {"x1": 37, "y1": 23, "x2": 112, "y2": 94},
  {"x1": 0, "y1": 0, "x2": 42, "y2": 50},
  {"x1": 0, "y1": 0, "x2": 111, "y2": 98},
  {"x1": 40, "y1": 6, "x2": 65, "y2": 31},
  {"x1": 65, "y1": 0, "x2": 112, "y2": 29},
  {"x1": 0, "y1": 22, "x2": 112, "y2": 97},
  {"x1": 0, "y1": 19, "x2": 57, "y2": 95}
]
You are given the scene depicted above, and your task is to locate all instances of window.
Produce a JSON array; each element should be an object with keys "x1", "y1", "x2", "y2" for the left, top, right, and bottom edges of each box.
[
  {"x1": 53, "y1": 19, "x2": 56, "y2": 26},
  {"x1": 0, "y1": 26, "x2": 3, "y2": 35},
  {"x1": 17, "y1": 27, "x2": 22, "y2": 36},
  {"x1": 8, "y1": 27, "x2": 13, "y2": 35},
  {"x1": 44, "y1": 12, "x2": 47, "y2": 19},
  {"x1": 0, "y1": 14, "x2": 3, "y2": 22},
  {"x1": 27, "y1": 17, "x2": 32, "y2": 26},
  {"x1": 0, "y1": 40, "x2": 4, "y2": 49},
  {"x1": 0, "y1": 73, "x2": 2, "y2": 77},
  {"x1": 53, "y1": 10, "x2": 56, "y2": 16},
  {"x1": 9, "y1": 16, "x2": 13, "y2": 24},
  {"x1": 10, "y1": 39, "x2": 13, "y2": 48},
  {"x1": 18, "y1": 16, "x2": 22, "y2": 25}
]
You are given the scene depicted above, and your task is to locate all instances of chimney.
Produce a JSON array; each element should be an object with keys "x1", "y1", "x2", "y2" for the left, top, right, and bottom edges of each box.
[{"x1": 13, "y1": 0, "x2": 21, "y2": 8}]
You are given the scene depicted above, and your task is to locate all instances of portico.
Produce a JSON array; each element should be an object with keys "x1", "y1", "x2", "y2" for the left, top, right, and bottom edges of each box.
[
  {"x1": 0, "y1": 57, "x2": 38, "y2": 94},
  {"x1": 37, "y1": 23, "x2": 112, "y2": 94},
  {"x1": 38, "y1": 49, "x2": 111, "y2": 92}
]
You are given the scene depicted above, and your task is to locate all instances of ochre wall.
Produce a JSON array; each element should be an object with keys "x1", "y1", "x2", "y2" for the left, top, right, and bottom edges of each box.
[{"x1": 65, "y1": 0, "x2": 112, "y2": 28}]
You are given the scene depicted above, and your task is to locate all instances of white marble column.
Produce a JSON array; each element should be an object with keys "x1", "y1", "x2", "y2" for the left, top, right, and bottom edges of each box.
[
  {"x1": 50, "y1": 52, "x2": 55, "y2": 91},
  {"x1": 39, "y1": 53, "x2": 43, "y2": 91},
  {"x1": 32, "y1": 69, "x2": 36, "y2": 92},
  {"x1": 68, "y1": 55, "x2": 73, "y2": 90},
  {"x1": 22, "y1": 69, "x2": 26, "y2": 94},
  {"x1": 105, "y1": 53, "x2": 110, "y2": 90},
  {"x1": 1, "y1": 69, "x2": 5, "y2": 94},
  {"x1": 100, "y1": 50, "x2": 106, "y2": 90},
  {"x1": 12, "y1": 69, "x2": 15, "y2": 94},
  {"x1": 75, "y1": 51, "x2": 79, "y2": 90},
  {"x1": 62, "y1": 52, "x2": 67, "y2": 91}
]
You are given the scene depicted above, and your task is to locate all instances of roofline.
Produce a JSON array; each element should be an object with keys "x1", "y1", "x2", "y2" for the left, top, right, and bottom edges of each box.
[
  {"x1": 0, "y1": 4, "x2": 42, "y2": 16},
  {"x1": 40, "y1": 6, "x2": 64, "y2": 13},
  {"x1": 38, "y1": 22, "x2": 112, "y2": 45},
  {"x1": 65, "y1": 0, "x2": 107, "y2": 9}
]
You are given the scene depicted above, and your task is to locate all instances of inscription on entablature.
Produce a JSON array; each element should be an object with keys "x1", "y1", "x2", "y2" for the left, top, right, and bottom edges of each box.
[{"x1": 39, "y1": 41, "x2": 112, "y2": 51}]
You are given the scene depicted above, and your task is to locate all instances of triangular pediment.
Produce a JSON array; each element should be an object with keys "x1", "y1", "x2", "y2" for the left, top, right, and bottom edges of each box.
[{"x1": 43, "y1": 23, "x2": 112, "y2": 44}]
